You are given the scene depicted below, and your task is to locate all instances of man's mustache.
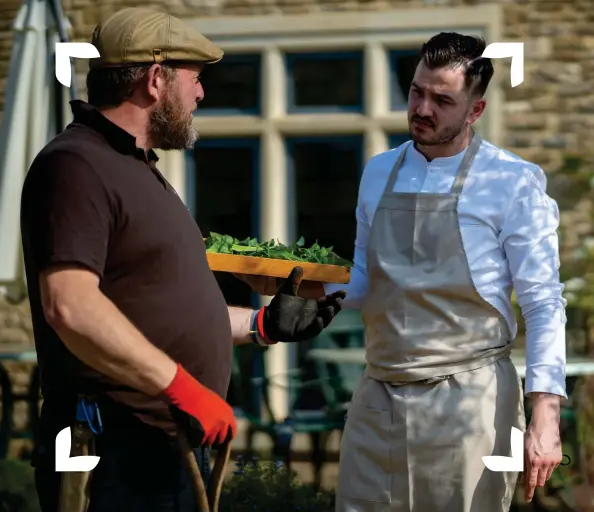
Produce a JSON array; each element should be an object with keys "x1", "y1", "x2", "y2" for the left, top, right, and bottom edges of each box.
[{"x1": 411, "y1": 116, "x2": 435, "y2": 129}]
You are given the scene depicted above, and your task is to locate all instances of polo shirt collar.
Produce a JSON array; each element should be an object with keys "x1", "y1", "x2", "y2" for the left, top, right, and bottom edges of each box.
[{"x1": 69, "y1": 100, "x2": 159, "y2": 163}]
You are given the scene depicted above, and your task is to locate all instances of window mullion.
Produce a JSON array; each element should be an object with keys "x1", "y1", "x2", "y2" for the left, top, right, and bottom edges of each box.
[
  {"x1": 260, "y1": 124, "x2": 290, "y2": 421},
  {"x1": 262, "y1": 46, "x2": 286, "y2": 119},
  {"x1": 364, "y1": 42, "x2": 390, "y2": 162},
  {"x1": 365, "y1": 122, "x2": 387, "y2": 164},
  {"x1": 365, "y1": 41, "x2": 389, "y2": 118}
]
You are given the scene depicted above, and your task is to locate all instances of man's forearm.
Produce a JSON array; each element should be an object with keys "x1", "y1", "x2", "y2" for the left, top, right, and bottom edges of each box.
[
  {"x1": 228, "y1": 306, "x2": 256, "y2": 345},
  {"x1": 46, "y1": 286, "x2": 177, "y2": 396},
  {"x1": 528, "y1": 392, "x2": 561, "y2": 426}
]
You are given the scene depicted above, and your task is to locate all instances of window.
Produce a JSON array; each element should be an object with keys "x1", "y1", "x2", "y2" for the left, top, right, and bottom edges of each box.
[
  {"x1": 388, "y1": 133, "x2": 411, "y2": 150},
  {"x1": 286, "y1": 136, "x2": 363, "y2": 261},
  {"x1": 389, "y1": 49, "x2": 420, "y2": 111},
  {"x1": 286, "y1": 51, "x2": 364, "y2": 113},
  {"x1": 185, "y1": 138, "x2": 260, "y2": 307},
  {"x1": 197, "y1": 54, "x2": 261, "y2": 115}
]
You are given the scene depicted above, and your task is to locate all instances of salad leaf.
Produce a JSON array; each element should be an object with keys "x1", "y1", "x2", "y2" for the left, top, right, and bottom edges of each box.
[{"x1": 204, "y1": 232, "x2": 353, "y2": 267}]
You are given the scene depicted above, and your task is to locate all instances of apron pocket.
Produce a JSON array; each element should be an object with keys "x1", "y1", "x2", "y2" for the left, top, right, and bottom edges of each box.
[{"x1": 337, "y1": 405, "x2": 391, "y2": 504}]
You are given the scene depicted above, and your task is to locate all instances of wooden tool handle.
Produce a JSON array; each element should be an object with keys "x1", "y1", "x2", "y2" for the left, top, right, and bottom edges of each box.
[
  {"x1": 177, "y1": 427, "x2": 232, "y2": 512},
  {"x1": 207, "y1": 441, "x2": 232, "y2": 511},
  {"x1": 177, "y1": 429, "x2": 210, "y2": 512}
]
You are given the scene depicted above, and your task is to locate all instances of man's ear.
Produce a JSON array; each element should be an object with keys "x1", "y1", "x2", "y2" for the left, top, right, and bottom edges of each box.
[
  {"x1": 469, "y1": 97, "x2": 487, "y2": 124},
  {"x1": 145, "y1": 64, "x2": 166, "y2": 102}
]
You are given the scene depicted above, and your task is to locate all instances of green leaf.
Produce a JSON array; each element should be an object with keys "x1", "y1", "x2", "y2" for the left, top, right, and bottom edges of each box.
[{"x1": 204, "y1": 232, "x2": 353, "y2": 267}]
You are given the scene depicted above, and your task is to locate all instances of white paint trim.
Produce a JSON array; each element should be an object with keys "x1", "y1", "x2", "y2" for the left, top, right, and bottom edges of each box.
[
  {"x1": 188, "y1": 6, "x2": 500, "y2": 38},
  {"x1": 186, "y1": 5, "x2": 502, "y2": 145}
]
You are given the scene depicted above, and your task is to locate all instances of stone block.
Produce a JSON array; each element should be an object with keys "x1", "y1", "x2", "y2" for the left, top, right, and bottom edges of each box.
[
  {"x1": 560, "y1": 115, "x2": 594, "y2": 133},
  {"x1": 534, "y1": 1, "x2": 564, "y2": 13},
  {"x1": 577, "y1": 132, "x2": 594, "y2": 154},
  {"x1": 503, "y1": 101, "x2": 531, "y2": 113},
  {"x1": 503, "y1": 25, "x2": 529, "y2": 40},
  {"x1": 529, "y1": 22, "x2": 574, "y2": 37},
  {"x1": 531, "y1": 150, "x2": 563, "y2": 173},
  {"x1": 5, "y1": 310, "x2": 22, "y2": 329},
  {"x1": 530, "y1": 94, "x2": 558, "y2": 112},
  {"x1": 577, "y1": 22, "x2": 594, "y2": 36},
  {"x1": 557, "y1": 82, "x2": 594, "y2": 97},
  {"x1": 505, "y1": 133, "x2": 535, "y2": 148},
  {"x1": 583, "y1": 62, "x2": 594, "y2": 81},
  {"x1": 504, "y1": 83, "x2": 552, "y2": 102},
  {"x1": 552, "y1": 35, "x2": 589, "y2": 61},
  {"x1": 531, "y1": 63, "x2": 582, "y2": 84},
  {"x1": 543, "y1": 135, "x2": 574, "y2": 150},
  {"x1": 0, "y1": 327, "x2": 30, "y2": 346},
  {"x1": 524, "y1": 37, "x2": 552, "y2": 60},
  {"x1": 503, "y1": 4, "x2": 528, "y2": 25},
  {"x1": 505, "y1": 112, "x2": 549, "y2": 131}
]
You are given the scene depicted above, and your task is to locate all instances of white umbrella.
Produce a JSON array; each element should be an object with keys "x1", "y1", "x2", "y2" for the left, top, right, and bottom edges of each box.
[{"x1": 0, "y1": 0, "x2": 73, "y2": 301}]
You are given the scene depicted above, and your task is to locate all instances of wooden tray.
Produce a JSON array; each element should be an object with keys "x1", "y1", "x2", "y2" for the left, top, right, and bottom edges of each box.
[{"x1": 206, "y1": 252, "x2": 351, "y2": 284}]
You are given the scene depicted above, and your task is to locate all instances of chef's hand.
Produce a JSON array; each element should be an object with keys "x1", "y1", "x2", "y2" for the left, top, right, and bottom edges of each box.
[
  {"x1": 523, "y1": 394, "x2": 563, "y2": 502},
  {"x1": 253, "y1": 266, "x2": 346, "y2": 343}
]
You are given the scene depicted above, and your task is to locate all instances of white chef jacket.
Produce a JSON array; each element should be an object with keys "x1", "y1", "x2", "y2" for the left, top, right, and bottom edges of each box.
[{"x1": 325, "y1": 138, "x2": 567, "y2": 398}]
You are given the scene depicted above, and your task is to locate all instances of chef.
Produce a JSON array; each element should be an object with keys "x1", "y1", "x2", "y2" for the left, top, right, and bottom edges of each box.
[{"x1": 239, "y1": 31, "x2": 567, "y2": 511}]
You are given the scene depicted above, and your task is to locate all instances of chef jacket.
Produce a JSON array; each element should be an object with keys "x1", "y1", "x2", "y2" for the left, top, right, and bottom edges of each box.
[{"x1": 325, "y1": 139, "x2": 567, "y2": 399}]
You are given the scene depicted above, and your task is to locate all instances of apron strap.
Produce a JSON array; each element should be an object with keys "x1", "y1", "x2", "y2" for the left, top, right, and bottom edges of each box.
[
  {"x1": 381, "y1": 132, "x2": 483, "y2": 197},
  {"x1": 382, "y1": 141, "x2": 414, "y2": 195},
  {"x1": 450, "y1": 131, "x2": 483, "y2": 195}
]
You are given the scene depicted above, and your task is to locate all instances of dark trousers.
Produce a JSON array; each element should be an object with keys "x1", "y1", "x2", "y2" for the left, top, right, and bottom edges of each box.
[{"x1": 33, "y1": 395, "x2": 211, "y2": 512}]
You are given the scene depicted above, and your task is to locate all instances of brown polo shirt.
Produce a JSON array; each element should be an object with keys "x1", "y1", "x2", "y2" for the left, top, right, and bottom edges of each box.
[{"x1": 20, "y1": 100, "x2": 233, "y2": 434}]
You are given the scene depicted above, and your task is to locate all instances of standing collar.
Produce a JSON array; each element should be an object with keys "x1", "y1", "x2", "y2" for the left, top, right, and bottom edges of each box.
[
  {"x1": 407, "y1": 141, "x2": 469, "y2": 171},
  {"x1": 69, "y1": 100, "x2": 159, "y2": 163}
]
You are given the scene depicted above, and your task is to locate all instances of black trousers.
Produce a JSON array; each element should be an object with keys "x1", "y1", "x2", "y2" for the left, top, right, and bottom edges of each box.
[{"x1": 33, "y1": 395, "x2": 211, "y2": 512}]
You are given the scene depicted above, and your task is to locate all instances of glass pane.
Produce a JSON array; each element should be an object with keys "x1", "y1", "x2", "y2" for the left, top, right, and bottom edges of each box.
[
  {"x1": 390, "y1": 50, "x2": 420, "y2": 110},
  {"x1": 288, "y1": 136, "x2": 362, "y2": 410},
  {"x1": 287, "y1": 52, "x2": 363, "y2": 111},
  {"x1": 190, "y1": 139, "x2": 259, "y2": 307},
  {"x1": 388, "y1": 133, "x2": 411, "y2": 149},
  {"x1": 288, "y1": 136, "x2": 363, "y2": 263},
  {"x1": 198, "y1": 55, "x2": 261, "y2": 114}
]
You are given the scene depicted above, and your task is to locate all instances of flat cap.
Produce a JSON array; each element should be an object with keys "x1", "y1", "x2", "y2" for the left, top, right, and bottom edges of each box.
[{"x1": 89, "y1": 7, "x2": 223, "y2": 69}]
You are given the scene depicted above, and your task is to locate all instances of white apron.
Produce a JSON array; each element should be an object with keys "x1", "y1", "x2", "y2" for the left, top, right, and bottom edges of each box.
[{"x1": 336, "y1": 134, "x2": 526, "y2": 512}]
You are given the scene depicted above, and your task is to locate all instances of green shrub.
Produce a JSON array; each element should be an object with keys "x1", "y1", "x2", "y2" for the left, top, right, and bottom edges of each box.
[
  {"x1": 0, "y1": 458, "x2": 40, "y2": 512},
  {"x1": 219, "y1": 456, "x2": 335, "y2": 511}
]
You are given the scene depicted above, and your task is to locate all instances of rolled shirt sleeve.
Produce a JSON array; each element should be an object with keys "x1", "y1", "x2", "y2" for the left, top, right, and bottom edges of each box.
[{"x1": 498, "y1": 165, "x2": 567, "y2": 398}]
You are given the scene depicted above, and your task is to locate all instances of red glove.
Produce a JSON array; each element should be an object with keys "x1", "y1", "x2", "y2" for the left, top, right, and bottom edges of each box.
[{"x1": 162, "y1": 364, "x2": 237, "y2": 447}]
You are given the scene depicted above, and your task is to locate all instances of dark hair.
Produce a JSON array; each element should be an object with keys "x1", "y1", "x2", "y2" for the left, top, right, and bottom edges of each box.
[
  {"x1": 86, "y1": 64, "x2": 177, "y2": 108},
  {"x1": 419, "y1": 32, "x2": 494, "y2": 96}
]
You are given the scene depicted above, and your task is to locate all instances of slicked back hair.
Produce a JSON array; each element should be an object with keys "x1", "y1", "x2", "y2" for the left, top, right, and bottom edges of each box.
[{"x1": 419, "y1": 32, "x2": 494, "y2": 97}]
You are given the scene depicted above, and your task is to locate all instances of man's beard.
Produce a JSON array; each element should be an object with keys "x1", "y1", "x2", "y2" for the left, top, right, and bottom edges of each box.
[
  {"x1": 408, "y1": 114, "x2": 466, "y2": 147},
  {"x1": 148, "y1": 91, "x2": 198, "y2": 150}
]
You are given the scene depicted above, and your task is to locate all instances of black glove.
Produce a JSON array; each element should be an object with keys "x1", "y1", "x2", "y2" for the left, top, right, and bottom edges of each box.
[{"x1": 257, "y1": 266, "x2": 347, "y2": 343}]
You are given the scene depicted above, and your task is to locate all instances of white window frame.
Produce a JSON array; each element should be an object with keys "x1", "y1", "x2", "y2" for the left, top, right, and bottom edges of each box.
[
  {"x1": 180, "y1": 5, "x2": 503, "y2": 241},
  {"x1": 173, "y1": 5, "x2": 503, "y2": 419}
]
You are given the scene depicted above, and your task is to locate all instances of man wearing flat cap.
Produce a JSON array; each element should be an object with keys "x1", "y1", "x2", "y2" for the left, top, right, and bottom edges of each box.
[{"x1": 20, "y1": 7, "x2": 346, "y2": 512}]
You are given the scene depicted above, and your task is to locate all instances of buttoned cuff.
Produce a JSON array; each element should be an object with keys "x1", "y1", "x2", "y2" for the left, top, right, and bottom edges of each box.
[{"x1": 524, "y1": 365, "x2": 567, "y2": 399}]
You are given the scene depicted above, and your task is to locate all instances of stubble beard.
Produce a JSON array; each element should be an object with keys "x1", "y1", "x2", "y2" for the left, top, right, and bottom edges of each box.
[{"x1": 408, "y1": 114, "x2": 467, "y2": 147}]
